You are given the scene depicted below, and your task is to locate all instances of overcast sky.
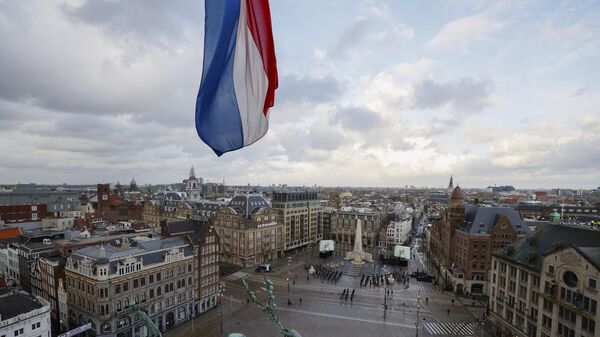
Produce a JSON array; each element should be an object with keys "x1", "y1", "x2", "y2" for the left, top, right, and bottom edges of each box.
[{"x1": 1, "y1": 0, "x2": 599, "y2": 188}]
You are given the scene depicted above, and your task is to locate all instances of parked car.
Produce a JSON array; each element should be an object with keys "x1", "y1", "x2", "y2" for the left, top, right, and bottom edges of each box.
[{"x1": 255, "y1": 264, "x2": 273, "y2": 273}]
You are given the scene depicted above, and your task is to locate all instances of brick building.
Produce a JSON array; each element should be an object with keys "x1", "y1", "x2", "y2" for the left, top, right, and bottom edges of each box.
[
  {"x1": 96, "y1": 184, "x2": 143, "y2": 224},
  {"x1": 428, "y1": 186, "x2": 531, "y2": 294},
  {"x1": 161, "y1": 219, "x2": 220, "y2": 313},
  {"x1": 30, "y1": 254, "x2": 67, "y2": 332},
  {"x1": 0, "y1": 204, "x2": 48, "y2": 223}
]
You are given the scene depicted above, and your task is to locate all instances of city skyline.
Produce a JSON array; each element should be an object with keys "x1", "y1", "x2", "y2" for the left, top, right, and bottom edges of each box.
[{"x1": 1, "y1": 0, "x2": 599, "y2": 188}]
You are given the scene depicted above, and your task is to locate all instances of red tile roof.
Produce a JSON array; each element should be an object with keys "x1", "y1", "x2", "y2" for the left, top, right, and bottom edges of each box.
[{"x1": 0, "y1": 227, "x2": 23, "y2": 240}]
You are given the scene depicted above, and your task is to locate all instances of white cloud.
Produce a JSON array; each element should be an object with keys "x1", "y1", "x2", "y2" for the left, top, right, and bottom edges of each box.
[{"x1": 426, "y1": 14, "x2": 505, "y2": 51}]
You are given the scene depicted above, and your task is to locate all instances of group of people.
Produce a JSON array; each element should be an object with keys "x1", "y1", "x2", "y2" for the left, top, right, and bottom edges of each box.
[
  {"x1": 307, "y1": 264, "x2": 342, "y2": 283},
  {"x1": 340, "y1": 288, "x2": 355, "y2": 302},
  {"x1": 360, "y1": 272, "x2": 399, "y2": 287},
  {"x1": 391, "y1": 270, "x2": 411, "y2": 284}
]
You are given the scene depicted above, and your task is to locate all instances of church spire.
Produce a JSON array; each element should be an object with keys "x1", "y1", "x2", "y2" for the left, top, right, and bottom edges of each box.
[
  {"x1": 189, "y1": 166, "x2": 196, "y2": 179},
  {"x1": 448, "y1": 175, "x2": 454, "y2": 188}
]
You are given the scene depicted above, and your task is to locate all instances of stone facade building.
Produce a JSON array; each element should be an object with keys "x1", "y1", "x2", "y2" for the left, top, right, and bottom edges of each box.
[
  {"x1": 65, "y1": 236, "x2": 196, "y2": 337},
  {"x1": 489, "y1": 224, "x2": 600, "y2": 337},
  {"x1": 214, "y1": 194, "x2": 284, "y2": 267},
  {"x1": 271, "y1": 191, "x2": 323, "y2": 251},
  {"x1": 141, "y1": 202, "x2": 161, "y2": 232},
  {"x1": 330, "y1": 207, "x2": 383, "y2": 256},
  {"x1": 428, "y1": 186, "x2": 531, "y2": 294}
]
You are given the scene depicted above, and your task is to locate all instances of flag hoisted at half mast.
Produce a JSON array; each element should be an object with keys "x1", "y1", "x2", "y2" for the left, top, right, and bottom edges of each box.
[{"x1": 195, "y1": 0, "x2": 278, "y2": 156}]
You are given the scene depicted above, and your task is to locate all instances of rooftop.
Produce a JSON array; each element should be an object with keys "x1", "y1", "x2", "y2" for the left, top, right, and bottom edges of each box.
[
  {"x1": 165, "y1": 219, "x2": 213, "y2": 243},
  {"x1": 227, "y1": 194, "x2": 270, "y2": 216},
  {"x1": 494, "y1": 223, "x2": 600, "y2": 271},
  {"x1": 75, "y1": 236, "x2": 188, "y2": 261},
  {"x1": 461, "y1": 205, "x2": 530, "y2": 235},
  {"x1": 0, "y1": 291, "x2": 46, "y2": 321}
]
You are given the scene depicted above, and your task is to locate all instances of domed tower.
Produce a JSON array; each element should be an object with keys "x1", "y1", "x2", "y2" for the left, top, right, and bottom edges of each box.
[
  {"x1": 129, "y1": 177, "x2": 137, "y2": 191},
  {"x1": 449, "y1": 185, "x2": 465, "y2": 227}
]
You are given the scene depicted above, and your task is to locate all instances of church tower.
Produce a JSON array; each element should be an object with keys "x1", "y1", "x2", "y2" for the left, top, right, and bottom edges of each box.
[
  {"x1": 447, "y1": 175, "x2": 454, "y2": 197},
  {"x1": 186, "y1": 166, "x2": 202, "y2": 201},
  {"x1": 449, "y1": 185, "x2": 465, "y2": 227}
]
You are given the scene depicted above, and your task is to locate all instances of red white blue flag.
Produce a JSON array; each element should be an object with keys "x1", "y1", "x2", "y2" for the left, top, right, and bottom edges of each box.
[{"x1": 195, "y1": 0, "x2": 278, "y2": 156}]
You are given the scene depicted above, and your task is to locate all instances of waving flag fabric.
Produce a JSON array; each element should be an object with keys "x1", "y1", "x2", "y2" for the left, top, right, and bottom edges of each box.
[{"x1": 195, "y1": 0, "x2": 278, "y2": 156}]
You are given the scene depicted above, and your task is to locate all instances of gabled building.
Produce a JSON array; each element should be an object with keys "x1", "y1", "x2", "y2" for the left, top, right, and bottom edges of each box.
[{"x1": 30, "y1": 254, "x2": 67, "y2": 333}]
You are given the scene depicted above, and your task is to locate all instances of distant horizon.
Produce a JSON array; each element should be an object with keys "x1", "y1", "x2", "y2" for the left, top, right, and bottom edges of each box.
[{"x1": 2, "y1": 181, "x2": 599, "y2": 192}]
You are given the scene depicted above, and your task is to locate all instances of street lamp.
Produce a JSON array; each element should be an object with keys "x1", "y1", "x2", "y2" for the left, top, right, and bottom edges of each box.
[
  {"x1": 415, "y1": 291, "x2": 421, "y2": 337},
  {"x1": 287, "y1": 256, "x2": 293, "y2": 304},
  {"x1": 218, "y1": 282, "x2": 226, "y2": 336},
  {"x1": 480, "y1": 318, "x2": 485, "y2": 337}
]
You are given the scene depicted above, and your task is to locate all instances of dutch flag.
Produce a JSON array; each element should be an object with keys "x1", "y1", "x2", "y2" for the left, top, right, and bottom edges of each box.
[{"x1": 195, "y1": 0, "x2": 278, "y2": 156}]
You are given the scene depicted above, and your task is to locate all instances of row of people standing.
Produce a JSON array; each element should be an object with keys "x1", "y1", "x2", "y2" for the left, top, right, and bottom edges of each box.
[
  {"x1": 308, "y1": 264, "x2": 342, "y2": 283},
  {"x1": 340, "y1": 288, "x2": 355, "y2": 302}
]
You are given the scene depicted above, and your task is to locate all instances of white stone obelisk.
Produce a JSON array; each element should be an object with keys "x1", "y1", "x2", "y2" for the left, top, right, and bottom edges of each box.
[{"x1": 345, "y1": 219, "x2": 373, "y2": 264}]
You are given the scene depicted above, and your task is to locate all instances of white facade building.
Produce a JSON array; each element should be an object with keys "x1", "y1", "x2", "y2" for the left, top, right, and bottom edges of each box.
[
  {"x1": 41, "y1": 217, "x2": 74, "y2": 231},
  {"x1": 386, "y1": 220, "x2": 412, "y2": 245},
  {"x1": 0, "y1": 290, "x2": 51, "y2": 337}
]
